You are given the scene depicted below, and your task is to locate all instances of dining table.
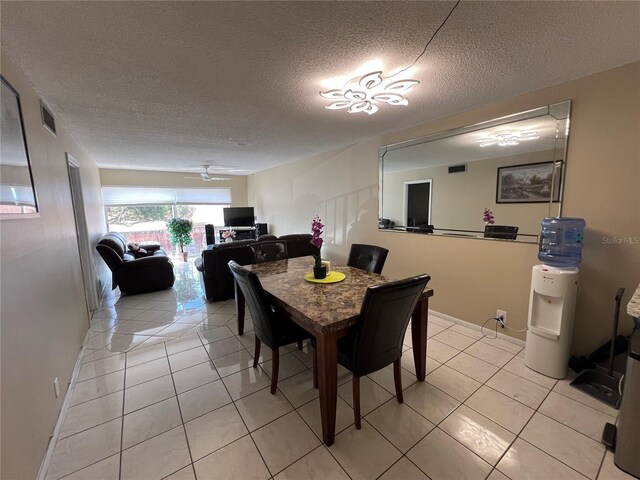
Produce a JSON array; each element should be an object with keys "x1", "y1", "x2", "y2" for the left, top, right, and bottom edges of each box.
[{"x1": 233, "y1": 255, "x2": 434, "y2": 446}]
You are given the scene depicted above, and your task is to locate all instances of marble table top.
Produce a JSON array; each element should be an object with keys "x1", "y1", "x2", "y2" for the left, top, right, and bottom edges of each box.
[
  {"x1": 247, "y1": 256, "x2": 433, "y2": 334},
  {"x1": 628, "y1": 283, "x2": 640, "y2": 318}
]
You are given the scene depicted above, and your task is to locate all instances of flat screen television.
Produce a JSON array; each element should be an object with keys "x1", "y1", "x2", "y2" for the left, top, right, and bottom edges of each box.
[{"x1": 223, "y1": 207, "x2": 255, "y2": 227}]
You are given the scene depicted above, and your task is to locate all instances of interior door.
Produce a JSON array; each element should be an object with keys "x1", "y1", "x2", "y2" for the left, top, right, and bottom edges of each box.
[{"x1": 404, "y1": 180, "x2": 432, "y2": 228}]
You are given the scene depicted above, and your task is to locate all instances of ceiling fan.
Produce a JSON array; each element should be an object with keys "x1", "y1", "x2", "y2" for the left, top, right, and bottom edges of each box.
[{"x1": 184, "y1": 164, "x2": 246, "y2": 182}]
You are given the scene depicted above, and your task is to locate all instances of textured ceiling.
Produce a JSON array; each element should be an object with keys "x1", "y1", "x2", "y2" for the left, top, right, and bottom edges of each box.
[{"x1": 2, "y1": 1, "x2": 639, "y2": 174}]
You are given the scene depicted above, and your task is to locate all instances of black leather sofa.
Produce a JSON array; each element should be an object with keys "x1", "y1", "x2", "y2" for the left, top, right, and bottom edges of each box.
[
  {"x1": 195, "y1": 234, "x2": 319, "y2": 301},
  {"x1": 96, "y1": 232, "x2": 175, "y2": 295}
]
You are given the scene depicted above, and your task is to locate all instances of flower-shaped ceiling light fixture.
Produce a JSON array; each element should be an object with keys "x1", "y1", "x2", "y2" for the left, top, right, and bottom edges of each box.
[
  {"x1": 476, "y1": 130, "x2": 539, "y2": 147},
  {"x1": 320, "y1": 71, "x2": 419, "y2": 115}
]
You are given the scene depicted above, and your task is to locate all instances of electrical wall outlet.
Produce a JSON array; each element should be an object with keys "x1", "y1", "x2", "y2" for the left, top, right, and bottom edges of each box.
[
  {"x1": 53, "y1": 378, "x2": 60, "y2": 398},
  {"x1": 496, "y1": 310, "x2": 507, "y2": 326}
]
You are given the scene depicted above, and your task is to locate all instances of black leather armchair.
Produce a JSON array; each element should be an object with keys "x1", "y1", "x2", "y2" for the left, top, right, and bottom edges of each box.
[{"x1": 96, "y1": 232, "x2": 175, "y2": 295}]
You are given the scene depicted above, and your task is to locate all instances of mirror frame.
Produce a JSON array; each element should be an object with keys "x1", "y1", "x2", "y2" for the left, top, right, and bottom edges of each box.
[
  {"x1": 1, "y1": 75, "x2": 39, "y2": 219},
  {"x1": 378, "y1": 100, "x2": 571, "y2": 243}
]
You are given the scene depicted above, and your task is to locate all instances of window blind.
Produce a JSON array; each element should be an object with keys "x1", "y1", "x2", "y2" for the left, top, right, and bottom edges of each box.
[{"x1": 102, "y1": 186, "x2": 232, "y2": 205}]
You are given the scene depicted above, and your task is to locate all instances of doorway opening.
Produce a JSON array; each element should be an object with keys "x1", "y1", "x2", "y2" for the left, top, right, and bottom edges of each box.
[{"x1": 403, "y1": 179, "x2": 433, "y2": 231}]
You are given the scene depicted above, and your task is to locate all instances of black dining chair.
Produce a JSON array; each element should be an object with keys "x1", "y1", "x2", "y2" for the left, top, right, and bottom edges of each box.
[
  {"x1": 484, "y1": 225, "x2": 519, "y2": 240},
  {"x1": 312, "y1": 274, "x2": 430, "y2": 428},
  {"x1": 249, "y1": 241, "x2": 288, "y2": 263},
  {"x1": 347, "y1": 244, "x2": 389, "y2": 274},
  {"x1": 228, "y1": 260, "x2": 311, "y2": 393}
]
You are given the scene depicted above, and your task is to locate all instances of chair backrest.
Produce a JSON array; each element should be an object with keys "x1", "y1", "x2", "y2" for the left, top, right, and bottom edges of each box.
[
  {"x1": 279, "y1": 234, "x2": 319, "y2": 258},
  {"x1": 347, "y1": 244, "x2": 389, "y2": 274},
  {"x1": 257, "y1": 234, "x2": 278, "y2": 242},
  {"x1": 96, "y1": 232, "x2": 128, "y2": 271},
  {"x1": 348, "y1": 274, "x2": 430, "y2": 377},
  {"x1": 484, "y1": 225, "x2": 519, "y2": 240},
  {"x1": 249, "y1": 241, "x2": 288, "y2": 263},
  {"x1": 228, "y1": 260, "x2": 278, "y2": 348}
]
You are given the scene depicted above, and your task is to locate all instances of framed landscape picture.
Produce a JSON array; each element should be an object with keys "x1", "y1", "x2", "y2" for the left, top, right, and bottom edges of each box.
[{"x1": 496, "y1": 161, "x2": 562, "y2": 204}]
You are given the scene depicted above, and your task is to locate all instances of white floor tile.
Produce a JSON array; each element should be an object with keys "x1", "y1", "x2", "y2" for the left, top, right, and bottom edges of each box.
[
  {"x1": 77, "y1": 354, "x2": 126, "y2": 382},
  {"x1": 521, "y1": 413, "x2": 605, "y2": 479},
  {"x1": 297, "y1": 395, "x2": 355, "y2": 438},
  {"x1": 330, "y1": 422, "x2": 402, "y2": 480},
  {"x1": 235, "y1": 387, "x2": 294, "y2": 431},
  {"x1": 125, "y1": 342, "x2": 167, "y2": 368},
  {"x1": 367, "y1": 362, "x2": 418, "y2": 394},
  {"x1": 599, "y1": 450, "x2": 637, "y2": 480},
  {"x1": 337, "y1": 376, "x2": 393, "y2": 416},
  {"x1": 168, "y1": 345, "x2": 211, "y2": 372},
  {"x1": 178, "y1": 379, "x2": 233, "y2": 422},
  {"x1": 120, "y1": 426, "x2": 191, "y2": 480},
  {"x1": 446, "y1": 351, "x2": 499, "y2": 383},
  {"x1": 123, "y1": 374, "x2": 175, "y2": 414},
  {"x1": 172, "y1": 360, "x2": 220, "y2": 394},
  {"x1": 407, "y1": 428, "x2": 492, "y2": 480},
  {"x1": 60, "y1": 391, "x2": 123, "y2": 439},
  {"x1": 184, "y1": 403, "x2": 248, "y2": 460},
  {"x1": 426, "y1": 365, "x2": 482, "y2": 401},
  {"x1": 252, "y1": 411, "x2": 320, "y2": 474},
  {"x1": 440, "y1": 405, "x2": 515, "y2": 465},
  {"x1": 378, "y1": 458, "x2": 429, "y2": 480},
  {"x1": 426, "y1": 338, "x2": 460, "y2": 363},
  {"x1": 274, "y1": 446, "x2": 349, "y2": 480},
  {"x1": 203, "y1": 336, "x2": 246, "y2": 359},
  {"x1": 70, "y1": 370, "x2": 125, "y2": 406},
  {"x1": 125, "y1": 357, "x2": 171, "y2": 388},
  {"x1": 59, "y1": 453, "x2": 120, "y2": 480},
  {"x1": 465, "y1": 342, "x2": 514, "y2": 367},
  {"x1": 433, "y1": 329, "x2": 478, "y2": 350},
  {"x1": 47, "y1": 419, "x2": 122, "y2": 480},
  {"x1": 122, "y1": 396, "x2": 182, "y2": 449},
  {"x1": 497, "y1": 438, "x2": 589, "y2": 480},
  {"x1": 365, "y1": 399, "x2": 435, "y2": 453},
  {"x1": 403, "y1": 381, "x2": 460, "y2": 424},
  {"x1": 275, "y1": 370, "x2": 319, "y2": 407},
  {"x1": 503, "y1": 355, "x2": 558, "y2": 389},
  {"x1": 465, "y1": 386, "x2": 535, "y2": 434},
  {"x1": 212, "y1": 348, "x2": 255, "y2": 377},
  {"x1": 539, "y1": 391, "x2": 616, "y2": 441},
  {"x1": 164, "y1": 334, "x2": 203, "y2": 356},
  {"x1": 486, "y1": 370, "x2": 550, "y2": 409},
  {"x1": 194, "y1": 435, "x2": 270, "y2": 480}
]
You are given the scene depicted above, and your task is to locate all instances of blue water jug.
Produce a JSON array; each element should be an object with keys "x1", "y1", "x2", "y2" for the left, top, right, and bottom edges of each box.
[{"x1": 538, "y1": 217, "x2": 586, "y2": 268}]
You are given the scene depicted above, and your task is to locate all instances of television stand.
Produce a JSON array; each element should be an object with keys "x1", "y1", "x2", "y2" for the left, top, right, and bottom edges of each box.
[{"x1": 220, "y1": 226, "x2": 256, "y2": 242}]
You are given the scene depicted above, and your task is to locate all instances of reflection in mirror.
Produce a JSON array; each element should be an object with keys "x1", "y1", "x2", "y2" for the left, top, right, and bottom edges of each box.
[
  {"x1": 1, "y1": 75, "x2": 38, "y2": 217},
  {"x1": 379, "y1": 101, "x2": 570, "y2": 243}
]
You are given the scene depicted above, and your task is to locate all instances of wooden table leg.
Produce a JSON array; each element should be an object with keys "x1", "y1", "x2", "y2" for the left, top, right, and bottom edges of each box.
[
  {"x1": 411, "y1": 297, "x2": 429, "y2": 381},
  {"x1": 316, "y1": 330, "x2": 338, "y2": 446},
  {"x1": 235, "y1": 281, "x2": 245, "y2": 336}
]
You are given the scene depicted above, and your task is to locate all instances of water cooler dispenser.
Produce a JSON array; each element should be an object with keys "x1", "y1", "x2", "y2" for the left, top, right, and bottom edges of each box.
[
  {"x1": 524, "y1": 217, "x2": 585, "y2": 379},
  {"x1": 524, "y1": 265, "x2": 579, "y2": 378}
]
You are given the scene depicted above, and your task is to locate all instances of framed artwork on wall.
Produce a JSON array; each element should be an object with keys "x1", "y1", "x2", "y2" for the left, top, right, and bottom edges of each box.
[
  {"x1": 496, "y1": 161, "x2": 563, "y2": 204},
  {"x1": 1, "y1": 75, "x2": 39, "y2": 218}
]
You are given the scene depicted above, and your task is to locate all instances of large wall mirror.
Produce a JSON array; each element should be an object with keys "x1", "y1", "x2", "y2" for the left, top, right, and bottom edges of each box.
[
  {"x1": 379, "y1": 101, "x2": 570, "y2": 243},
  {"x1": 1, "y1": 75, "x2": 39, "y2": 218}
]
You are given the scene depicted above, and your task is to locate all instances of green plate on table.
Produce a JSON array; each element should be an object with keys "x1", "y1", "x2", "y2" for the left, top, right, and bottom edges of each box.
[{"x1": 304, "y1": 271, "x2": 346, "y2": 284}]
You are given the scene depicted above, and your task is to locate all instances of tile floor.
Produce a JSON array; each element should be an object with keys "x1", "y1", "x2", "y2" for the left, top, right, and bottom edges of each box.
[{"x1": 45, "y1": 261, "x2": 633, "y2": 480}]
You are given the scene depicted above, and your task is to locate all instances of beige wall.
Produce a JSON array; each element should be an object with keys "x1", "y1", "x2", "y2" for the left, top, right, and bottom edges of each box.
[
  {"x1": 252, "y1": 62, "x2": 640, "y2": 356},
  {"x1": 1, "y1": 53, "x2": 108, "y2": 479},
  {"x1": 383, "y1": 150, "x2": 557, "y2": 235},
  {"x1": 100, "y1": 168, "x2": 249, "y2": 207}
]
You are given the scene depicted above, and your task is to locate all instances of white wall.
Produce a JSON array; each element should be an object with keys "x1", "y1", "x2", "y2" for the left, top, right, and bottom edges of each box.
[
  {"x1": 251, "y1": 62, "x2": 640, "y2": 357},
  {"x1": 0, "y1": 52, "x2": 108, "y2": 480}
]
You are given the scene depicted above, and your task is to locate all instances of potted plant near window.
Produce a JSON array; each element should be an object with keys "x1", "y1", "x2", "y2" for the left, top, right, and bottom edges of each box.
[{"x1": 167, "y1": 218, "x2": 193, "y2": 261}]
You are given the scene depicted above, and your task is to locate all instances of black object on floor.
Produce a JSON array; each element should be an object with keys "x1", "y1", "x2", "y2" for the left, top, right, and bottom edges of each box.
[
  {"x1": 571, "y1": 287, "x2": 625, "y2": 409},
  {"x1": 602, "y1": 422, "x2": 616, "y2": 449},
  {"x1": 569, "y1": 356, "x2": 596, "y2": 374}
]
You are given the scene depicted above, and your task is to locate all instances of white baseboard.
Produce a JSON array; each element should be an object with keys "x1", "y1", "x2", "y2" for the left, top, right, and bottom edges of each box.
[
  {"x1": 429, "y1": 309, "x2": 526, "y2": 347},
  {"x1": 37, "y1": 328, "x2": 95, "y2": 480}
]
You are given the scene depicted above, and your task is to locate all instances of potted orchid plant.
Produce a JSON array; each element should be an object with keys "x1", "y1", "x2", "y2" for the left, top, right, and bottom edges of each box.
[
  {"x1": 483, "y1": 208, "x2": 495, "y2": 225},
  {"x1": 310, "y1": 215, "x2": 326, "y2": 279},
  {"x1": 222, "y1": 229, "x2": 236, "y2": 242}
]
